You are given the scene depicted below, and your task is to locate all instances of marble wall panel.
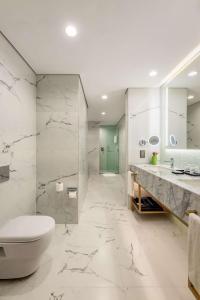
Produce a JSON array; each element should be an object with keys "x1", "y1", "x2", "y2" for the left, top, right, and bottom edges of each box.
[
  {"x1": 88, "y1": 122, "x2": 100, "y2": 175},
  {"x1": 0, "y1": 33, "x2": 36, "y2": 226},
  {"x1": 36, "y1": 75, "x2": 88, "y2": 223},
  {"x1": 78, "y1": 81, "x2": 88, "y2": 215},
  {"x1": 117, "y1": 115, "x2": 126, "y2": 178},
  {"x1": 187, "y1": 101, "x2": 200, "y2": 149},
  {"x1": 127, "y1": 88, "x2": 160, "y2": 165}
]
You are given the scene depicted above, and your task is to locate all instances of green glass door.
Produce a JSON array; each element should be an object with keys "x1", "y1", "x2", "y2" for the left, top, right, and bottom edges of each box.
[{"x1": 100, "y1": 126, "x2": 119, "y2": 173}]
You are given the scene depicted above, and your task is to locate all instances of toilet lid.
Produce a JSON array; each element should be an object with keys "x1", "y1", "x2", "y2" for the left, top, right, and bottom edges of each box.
[{"x1": 0, "y1": 216, "x2": 55, "y2": 243}]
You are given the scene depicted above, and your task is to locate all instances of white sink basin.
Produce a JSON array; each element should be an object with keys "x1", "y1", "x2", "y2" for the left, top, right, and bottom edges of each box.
[{"x1": 178, "y1": 178, "x2": 200, "y2": 188}]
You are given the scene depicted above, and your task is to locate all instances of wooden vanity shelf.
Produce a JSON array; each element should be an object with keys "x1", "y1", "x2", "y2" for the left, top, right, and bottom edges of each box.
[
  {"x1": 188, "y1": 279, "x2": 200, "y2": 300},
  {"x1": 130, "y1": 174, "x2": 168, "y2": 215}
]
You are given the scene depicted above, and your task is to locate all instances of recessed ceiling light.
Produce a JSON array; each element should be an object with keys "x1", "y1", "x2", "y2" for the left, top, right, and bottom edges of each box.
[
  {"x1": 188, "y1": 71, "x2": 198, "y2": 77},
  {"x1": 188, "y1": 95, "x2": 194, "y2": 100},
  {"x1": 101, "y1": 95, "x2": 108, "y2": 100},
  {"x1": 101, "y1": 112, "x2": 106, "y2": 115},
  {"x1": 149, "y1": 70, "x2": 158, "y2": 77},
  {"x1": 65, "y1": 25, "x2": 77, "y2": 37}
]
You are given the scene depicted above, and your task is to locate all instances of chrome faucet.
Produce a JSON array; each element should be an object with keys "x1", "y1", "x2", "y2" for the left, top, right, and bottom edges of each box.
[
  {"x1": 170, "y1": 157, "x2": 174, "y2": 169},
  {"x1": 164, "y1": 157, "x2": 174, "y2": 169}
]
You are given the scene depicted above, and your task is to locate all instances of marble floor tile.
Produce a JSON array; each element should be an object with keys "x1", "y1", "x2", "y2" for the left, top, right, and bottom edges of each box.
[
  {"x1": 126, "y1": 287, "x2": 194, "y2": 300},
  {"x1": 0, "y1": 174, "x2": 194, "y2": 299},
  {"x1": 115, "y1": 220, "x2": 188, "y2": 288},
  {"x1": 0, "y1": 287, "x2": 126, "y2": 300}
]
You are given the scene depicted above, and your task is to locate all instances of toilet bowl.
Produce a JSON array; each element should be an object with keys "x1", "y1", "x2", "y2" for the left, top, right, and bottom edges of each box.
[{"x1": 0, "y1": 215, "x2": 55, "y2": 279}]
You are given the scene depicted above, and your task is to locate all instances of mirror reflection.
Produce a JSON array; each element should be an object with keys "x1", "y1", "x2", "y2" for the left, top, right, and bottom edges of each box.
[{"x1": 166, "y1": 55, "x2": 200, "y2": 149}]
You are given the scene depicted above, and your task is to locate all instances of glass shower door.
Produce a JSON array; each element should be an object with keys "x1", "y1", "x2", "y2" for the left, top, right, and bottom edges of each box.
[{"x1": 100, "y1": 126, "x2": 119, "y2": 173}]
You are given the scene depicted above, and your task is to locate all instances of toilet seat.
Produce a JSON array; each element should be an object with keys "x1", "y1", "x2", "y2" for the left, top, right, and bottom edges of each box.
[{"x1": 0, "y1": 216, "x2": 55, "y2": 243}]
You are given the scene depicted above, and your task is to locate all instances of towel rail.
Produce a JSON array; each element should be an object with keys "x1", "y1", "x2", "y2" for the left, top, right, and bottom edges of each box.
[{"x1": 185, "y1": 210, "x2": 199, "y2": 216}]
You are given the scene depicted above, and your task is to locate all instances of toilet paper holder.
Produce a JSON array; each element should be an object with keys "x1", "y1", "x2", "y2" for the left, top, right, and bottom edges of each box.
[
  {"x1": 67, "y1": 187, "x2": 78, "y2": 199},
  {"x1": 56, "y1": 181, "x2": 64, "y2": 192},
  {"x1": 185, "y1": 209, "x2": 199, "y2": 216}
]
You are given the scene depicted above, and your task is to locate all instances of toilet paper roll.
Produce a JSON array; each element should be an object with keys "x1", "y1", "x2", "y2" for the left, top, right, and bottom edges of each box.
[
  {"x1": 56, "y1": 181, "x2": 63, "y2": 192},
  {"x1": 68, "y1": 191, "x2": 77, "y2": 199}
]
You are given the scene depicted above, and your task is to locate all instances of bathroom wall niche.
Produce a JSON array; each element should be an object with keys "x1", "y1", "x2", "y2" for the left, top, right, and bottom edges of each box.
[{"x1": 0, "y1": 165, "x2": 9, "y2": 183}]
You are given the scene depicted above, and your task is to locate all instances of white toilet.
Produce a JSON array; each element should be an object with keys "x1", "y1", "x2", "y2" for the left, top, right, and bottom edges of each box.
[{"x1": 0, "y1": 215, "x2": 55, "y2": 279}]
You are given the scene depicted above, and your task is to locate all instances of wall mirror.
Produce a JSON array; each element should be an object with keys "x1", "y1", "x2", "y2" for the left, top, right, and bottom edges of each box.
[{"x1": 163, "y1": 53, "x2": 200, "y2": 149}]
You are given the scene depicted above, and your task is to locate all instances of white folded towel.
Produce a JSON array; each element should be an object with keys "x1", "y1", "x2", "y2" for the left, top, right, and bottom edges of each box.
[
  {"x1": 128, "y1": 171, "x2": 134, "y2": 196},
  {"x1": 188, "y1": 213, "x2": 200, "y2": 295}
]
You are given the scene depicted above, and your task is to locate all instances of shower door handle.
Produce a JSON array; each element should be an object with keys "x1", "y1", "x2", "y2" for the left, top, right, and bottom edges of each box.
[{"x1": 100, "y1": 147, "x2": 104, "y2": 152}]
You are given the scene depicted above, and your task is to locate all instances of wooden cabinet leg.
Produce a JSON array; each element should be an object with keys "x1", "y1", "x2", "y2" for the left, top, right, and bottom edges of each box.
[{"x1": 138, "y1": 185, "x2": 142, "y2": 212}]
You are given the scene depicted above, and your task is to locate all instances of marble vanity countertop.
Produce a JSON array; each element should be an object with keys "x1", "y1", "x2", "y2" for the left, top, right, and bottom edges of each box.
[
  {"x1": 130, "y1": 164, "x2": 200, "y2": 223},
  {"x1": 130, "y1": 164, "x2": 200, "y2": 198}
]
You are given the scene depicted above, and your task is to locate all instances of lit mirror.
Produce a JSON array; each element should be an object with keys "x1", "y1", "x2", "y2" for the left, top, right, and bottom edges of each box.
[{"x1": 164, "y1": 54, "x2": 200, "y2": 149}]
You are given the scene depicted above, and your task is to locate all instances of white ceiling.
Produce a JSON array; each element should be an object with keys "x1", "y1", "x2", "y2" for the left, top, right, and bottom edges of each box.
[{"x1": 1, "y1": 0, "x2": 200, "y2": 124}]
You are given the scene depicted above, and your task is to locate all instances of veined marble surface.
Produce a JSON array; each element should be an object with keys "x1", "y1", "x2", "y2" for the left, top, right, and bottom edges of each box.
[
  {"x1": 130, "y1": 164, "x2": 200, "y2": 223},
  {"x1": 127, "y1": 88, "x2": 160, "y2": 165},
  {"x1": 0, "y1": 175, "x2": 194, "y2": 300},
  {"x1": 187, "y1": 101, "x2": 200, "y2": 149},
  {"x1": 36, "y1": 75, "x2": 88, "y2": 224},
  {"x1": 0, "y1": 33, "x2": 36, "y2": 225},
  {"x1": 36, "y1": 75, "x2": 79, "y2": 224},
  {"x1": 78, "y1": 80, "x2": 88, "y2": 216},
  {"x1": 117, "y1": 115, "x2": 126, "y2": 179},
  {"x1": 88, "y1": 122, "x2": 100, "y2": 175}
]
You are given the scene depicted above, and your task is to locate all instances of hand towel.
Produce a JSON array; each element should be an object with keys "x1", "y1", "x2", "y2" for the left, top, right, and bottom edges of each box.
[
  {"x1": 128, "y1": 171, "x2": 134, "y2": 196},
  {"x1": 188, "y1": 213, "x2": 200, "y2": 295}
]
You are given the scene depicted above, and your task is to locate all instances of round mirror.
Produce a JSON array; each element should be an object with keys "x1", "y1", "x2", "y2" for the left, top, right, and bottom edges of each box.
[
  {"x1": 139, "y1": 139, "x2": 147, "y2": 146},
  {"x1": 169, "y1": 134, "x2": 177, "y2": 147},
  {"x1": 149, "y1": 136, "x2": 160, "y2": 145}
]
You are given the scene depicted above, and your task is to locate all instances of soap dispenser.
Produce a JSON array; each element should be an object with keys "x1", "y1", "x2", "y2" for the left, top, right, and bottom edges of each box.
[{"x1": 150, "y1": 152, "x2": 158, "y2": 165}]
